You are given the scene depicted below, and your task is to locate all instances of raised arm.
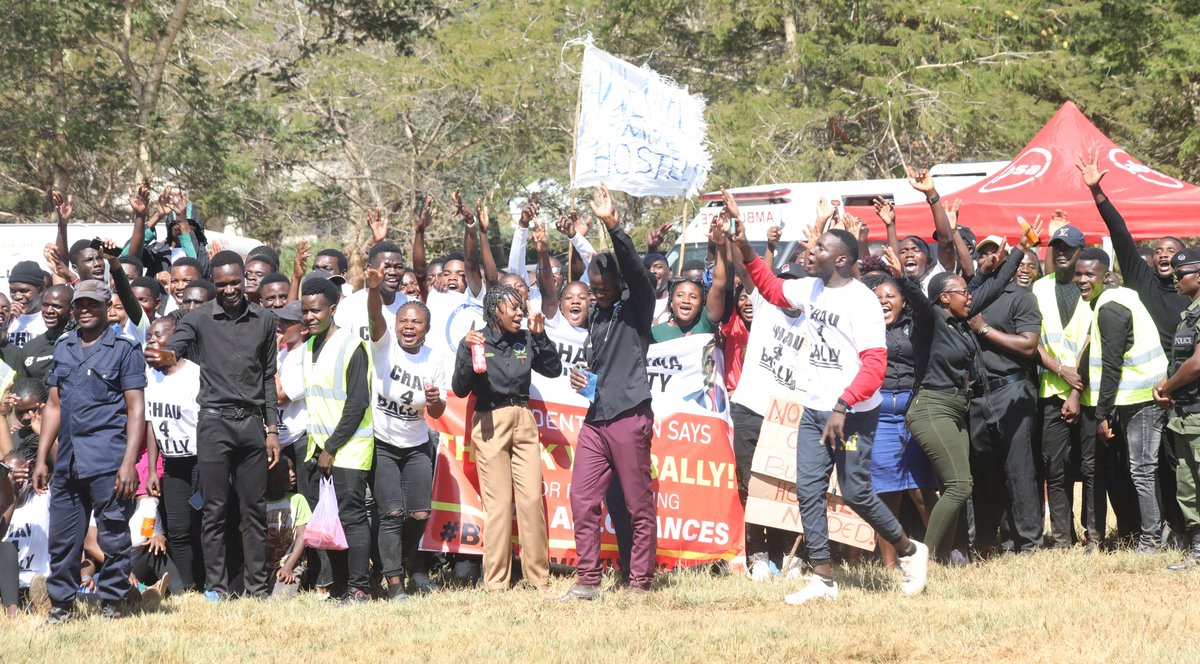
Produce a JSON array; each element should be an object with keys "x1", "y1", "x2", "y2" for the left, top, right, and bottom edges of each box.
[
  {"x1": 412, "y1": 195, "x2": 433, "y2": 301},
  {"x1": 508, "y1": 196, "x2": 538, "y2": 283},
  {"x1": 907, "y1": 166, "x2": 956, "y2": 272},
  {"x1": 52, "y1": 191, "x2": 73, "y2": 272},
  {"x1": 106, "y1": 252, "x2": 143, "y2": 327},
  {"x1": 454, "y1": 189, "x2": 485, "y2": 298},
  {"x1": 967, "y1": 245, "x2": 1032, "y2": 318},
  {"x1": 126, "y1": 184, "x2": 150, "y2": 263},
  {"x1": 288, "y1": 240, "x2": 311, "y2": 304},
  {"x1": 365, "y1": 265, "x2": 387, "y2": 343},
  {"x1": 944, "y1": 199, "x2": 976, "y2": 279},
  {"x1": 873, "y1": 197, "x2": 901, "y2": 260},
  {"x1": 476, "y1": 200, "x2": 500, "y2": 287},
  {"x1": 533, "y1": 224, "x2": 558, "y2": 319},
  {"x1": 1077, "y1": 151, "x2": 1153, "y2": 287},
  {"x1": 590, "y1": 182, "x2": 655, "y2": 311},
  {"x1": 706, "y1": 215, "x2": 732, "y2": 324}
]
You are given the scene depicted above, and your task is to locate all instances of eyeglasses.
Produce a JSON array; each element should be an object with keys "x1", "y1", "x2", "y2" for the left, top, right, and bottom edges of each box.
[
  {"x1": 943, "y1": 288, "x2": 970, "y2": 297},
  {"x1": 537, "y1": 267, "x2": 564, "y2": 275},
  {"x1": 1175, "y1": 270, "x2": 1200, "y2": 283}
]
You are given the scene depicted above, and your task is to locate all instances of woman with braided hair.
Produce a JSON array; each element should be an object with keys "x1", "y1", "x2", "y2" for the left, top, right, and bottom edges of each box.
[{"x1": 452, "y1": 284, "x2": 561, "y2": 591}]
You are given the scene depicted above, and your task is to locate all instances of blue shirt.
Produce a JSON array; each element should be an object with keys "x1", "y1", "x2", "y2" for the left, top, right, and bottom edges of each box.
[{"x1": 47, "y1": 326, "x2": 147, "y2": 478}]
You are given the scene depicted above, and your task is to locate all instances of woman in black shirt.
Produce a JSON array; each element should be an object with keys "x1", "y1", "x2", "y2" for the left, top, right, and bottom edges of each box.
[
  {"x1": 452, "y1": 284, "x2": 561, "y2": 590},
  {"x1": 883, "y1": 225, "x2": 1037, "y2": 562},
  {"x1": 860, "y1": 272, "x2": 938, "y2": 570}
]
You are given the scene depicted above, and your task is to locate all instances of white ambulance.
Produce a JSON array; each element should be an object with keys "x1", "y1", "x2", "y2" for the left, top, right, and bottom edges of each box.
[{"x1": 666, "y1": 161, "x2": 1008, "y2": 270}]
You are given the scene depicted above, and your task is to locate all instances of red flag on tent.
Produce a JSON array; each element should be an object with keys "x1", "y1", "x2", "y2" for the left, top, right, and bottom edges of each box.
[{"x1": 859, "y1": 102, "x2": 1200, "y2": 243}]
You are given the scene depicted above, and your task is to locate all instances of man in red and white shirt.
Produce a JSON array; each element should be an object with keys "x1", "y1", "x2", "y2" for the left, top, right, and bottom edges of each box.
[{"x1": 734, "y1": 225, "x2": 930, "y2": 606}]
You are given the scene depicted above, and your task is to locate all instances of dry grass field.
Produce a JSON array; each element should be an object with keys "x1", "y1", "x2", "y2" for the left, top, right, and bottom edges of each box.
[{"x1": 2, "y1": 548, "x2": 1199, "y2": 663}]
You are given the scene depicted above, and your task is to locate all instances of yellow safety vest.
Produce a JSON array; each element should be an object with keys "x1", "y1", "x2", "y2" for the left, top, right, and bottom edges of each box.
[
  {"x1": 1033, "y1": 275, "x2": 1092, "y2": 400},
  {"x1": 1083, "y1": 287, "x2": 1167, "y2": 407},
  {"x1": 303, "y1": 327, "x2": 374, "y2": 470}
]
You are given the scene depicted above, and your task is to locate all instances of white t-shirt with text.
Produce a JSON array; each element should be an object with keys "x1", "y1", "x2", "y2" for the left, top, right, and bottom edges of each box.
[
  {"x1": 145, "y1": 361, "x2": 201, "y2": 457},
  {"x1": 369, "y1": 333, "x2": 445, "y2": 448}
]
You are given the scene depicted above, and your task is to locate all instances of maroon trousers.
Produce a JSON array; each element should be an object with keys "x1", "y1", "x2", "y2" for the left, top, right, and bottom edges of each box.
[{"x1": 570, "y1": 401, "x2": 656, "y2": 589}]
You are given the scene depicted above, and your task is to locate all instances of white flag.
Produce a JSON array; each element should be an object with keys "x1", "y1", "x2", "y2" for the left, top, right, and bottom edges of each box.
[{"x1": 572, "y1": 45, "x2": 711, "y2": 197}]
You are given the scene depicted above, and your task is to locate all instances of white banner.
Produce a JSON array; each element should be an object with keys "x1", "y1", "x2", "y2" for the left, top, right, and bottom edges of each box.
[{"x1": 572, "y1": 45, "x2": 711, "y2": 197}]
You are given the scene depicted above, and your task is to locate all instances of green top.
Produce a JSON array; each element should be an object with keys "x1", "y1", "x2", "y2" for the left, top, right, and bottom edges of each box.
[{"x1": 652, "y1": 306, "x2": 714, "y2": 343}]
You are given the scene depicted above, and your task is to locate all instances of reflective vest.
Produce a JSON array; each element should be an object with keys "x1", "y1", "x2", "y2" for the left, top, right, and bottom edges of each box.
[
  {"x1": 1033, "y1": 275, "x2": 1091, "y2": 399},
  {"x1": 303, "y1": 328, "x2": 373, "y2": 470},
  {"x1": 1083, "y1": 287, "x2": 1167, "y2": 407}
]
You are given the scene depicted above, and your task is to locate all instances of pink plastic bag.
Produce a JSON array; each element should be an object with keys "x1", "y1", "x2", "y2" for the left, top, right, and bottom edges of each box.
[{"x1": 303, "y1": 478, "x2": 348, "y2": 550}]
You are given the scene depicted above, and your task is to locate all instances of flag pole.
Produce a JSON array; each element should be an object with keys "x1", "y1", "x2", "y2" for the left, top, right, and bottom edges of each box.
[{"x1": 567, "y1": 71, "x2": 584, "y2": 283}]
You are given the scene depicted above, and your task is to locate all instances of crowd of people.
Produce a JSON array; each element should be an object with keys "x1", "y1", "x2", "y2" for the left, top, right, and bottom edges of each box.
[{"x1": 2, "y1": 149, "x2": 1199, "y2": 622}]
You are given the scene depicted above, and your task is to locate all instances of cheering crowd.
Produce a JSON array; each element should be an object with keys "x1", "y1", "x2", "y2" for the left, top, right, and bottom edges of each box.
[{"x1": 3, "y1": 148, "x2": 1200, "y2": 622}]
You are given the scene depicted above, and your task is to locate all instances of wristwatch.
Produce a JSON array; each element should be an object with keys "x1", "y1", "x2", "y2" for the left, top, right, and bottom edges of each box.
[
  {"x1": 834, "y1": 398, "x2": 851, "y2": 414},
  {"x1": 979, "y1": 324, "x2": 991, "y2": 336}
]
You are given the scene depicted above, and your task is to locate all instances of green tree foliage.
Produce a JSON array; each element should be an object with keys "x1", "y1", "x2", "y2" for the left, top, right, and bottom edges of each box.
[{"x1": 0, "y1": 0, "x2": 1196, "y2": 260}]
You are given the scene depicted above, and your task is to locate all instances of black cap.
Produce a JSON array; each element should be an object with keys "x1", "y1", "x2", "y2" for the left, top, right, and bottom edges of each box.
[
  {"x1": 1171, "y1": 248, "x2": 1200, "y2": 271},
  {"x1": 1049, "y1": 225, "x2": 1086, "y2": 249},
  {"x1": 8, "y1": 261, "x2": 46, "y2": 287},
  {"x1": 775, "y1": 262, "x2": 806, "y2": 280},
  {"x1": 275, "y1": 300, "x2": 304, "y2": 323}
]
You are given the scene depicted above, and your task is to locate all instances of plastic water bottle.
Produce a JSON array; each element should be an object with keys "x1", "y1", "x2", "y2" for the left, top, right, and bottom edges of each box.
[{"x1": 471, "y1": 342, "x2": 487, "y2": 374}]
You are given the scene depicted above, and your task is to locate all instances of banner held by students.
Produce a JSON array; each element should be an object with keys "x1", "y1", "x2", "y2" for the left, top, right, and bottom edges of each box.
[
  {"x1": 571, "y1": 43, "x2": 711, "y2": 197},
  {"x1": 422, "y1": 331, "x2": 745, "y2": 569}
]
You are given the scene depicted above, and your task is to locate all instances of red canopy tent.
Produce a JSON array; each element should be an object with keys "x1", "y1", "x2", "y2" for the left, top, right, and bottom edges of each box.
[{"x1": 857, "y1": 101, "x2": 1200, "y2": 243}]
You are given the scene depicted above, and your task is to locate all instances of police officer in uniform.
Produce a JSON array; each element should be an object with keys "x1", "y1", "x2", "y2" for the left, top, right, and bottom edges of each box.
[
  {"x1": 1156, "y1": 249, "x2": 1200, "y2": 568},
  {"x1": 31, "y1": 280, "x2": 147, "y2": 623}
]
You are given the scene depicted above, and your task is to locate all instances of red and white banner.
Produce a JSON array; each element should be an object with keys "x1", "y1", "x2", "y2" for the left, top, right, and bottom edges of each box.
[{"x1": 421, "y1": 331, "x2": 745, "y2": 569}]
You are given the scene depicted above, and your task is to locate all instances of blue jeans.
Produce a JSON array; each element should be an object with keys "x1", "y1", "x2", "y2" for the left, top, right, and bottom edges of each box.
[
  {"x1": 1117, "y1": 403, "x2": 1166, "y2": 547},
  {"x1": 47, "y1": 471, "x2": 134, "y2": 608},
  {"x1": 795, "y1": 408, "x2": 905, "y2": 565}
]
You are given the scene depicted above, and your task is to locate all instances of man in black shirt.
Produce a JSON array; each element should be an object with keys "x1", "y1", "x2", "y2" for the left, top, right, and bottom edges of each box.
[
  {"x1": 561, "y1": 183, "x2": 657, "y2": 601},
  {"x1": 7, "y1": 285, "x2": 72, "y2": 385},
  {"x1": 145, "y1": 251, "x2": 280, "y2": 600},
  {"x1": 966, "y1": 236, "x2": 1043, "y2": 555},
  {"x1": 1079, "y1": 151, "x2": 1187, "y2": 542}
]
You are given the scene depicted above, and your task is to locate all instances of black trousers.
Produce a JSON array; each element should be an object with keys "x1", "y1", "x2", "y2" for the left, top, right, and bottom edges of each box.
[
  {"x1": 1039, "y1": 397, "x2": 1096, "y2": 547},
  {"x1": 197, "y1": 412, "x2": 269, "y2": 597},
  {"x1": 968, "y1": 379, "x2": 1043, "y2": 553},
  {"x1": 731, "y1": 402, "x2": 792, "y2": 563},
  {"x1": 161, "y1": 456, "x2": 203, "y2": 591},
  {"x1": 300, "y1": 455, "x2": 370, "y2": 595}
]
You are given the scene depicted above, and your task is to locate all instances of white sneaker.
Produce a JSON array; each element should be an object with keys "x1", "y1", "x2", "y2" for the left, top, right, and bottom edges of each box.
[
  {"x1": 897, "y1": 540, "x2": 929, "y2": 595},
  {"x1": 783, "y1": 576, "x2": 838, "y2": 605},
  {"x1": 748, "y1": 554, "x2": 771, "y2": 582}
]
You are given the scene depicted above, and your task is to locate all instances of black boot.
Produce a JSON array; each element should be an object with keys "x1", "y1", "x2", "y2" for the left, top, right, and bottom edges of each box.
[{"x1": 1167, "y1": 530, "x2": 1200, "y2": 571}]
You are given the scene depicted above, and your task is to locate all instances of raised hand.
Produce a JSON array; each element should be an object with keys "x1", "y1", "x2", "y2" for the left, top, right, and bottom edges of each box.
[
  {"x1": 906, "y1": 165, "x2": 937, "y2": 197},
  {"x1": 367, "y1": 207, "x2": 388, "y2": 243},
  {"x1": 366, "y1": 264, "x2": 384, "y2": 289},
  {"x1": 464, "y1": 320, "x2": 485, "y2": 348},
  {"x1": 293, "y1": 239, "x2": 312, "y2": 279},
  {"x1": 1017, "y1": 214, "x2": 1044, "y2": 250},
  {"x1": 129, "y1": 184, "x2": 151, "y2": 218},
  {"x1": 646, "y1": 221, "x2": 672, "y2": 249},
  {"x1": 841, "y1": 213, "x2": 864, "y2": 238},
  {"x1": 414, "y1": 194, "x2": 435, "y2": 234},
  {"x1": 207, "y1": 240, "x2": 223, "y2": 259},
  {"x1": 574, "y1": 212, "x2": 591, "y2": 238},
  {"x1": 156, "y1": 189, "x2": 174, "y2": 218},
  {"x1": 172, "y1": 189, "x2": 189, "y2": 216},
  {"x1": 873, "y1": 197, "x2": 895, "y2": 227},
  {"x1": 882, "y1": 246, "x2": 904, "y2": 277},
  {"x1": 52, "y1": 191, "x2": 73, "y2": 224},
  {"x1": 452, "y1": 188, "x2": 474, "y2": 225},
  {"x1": 1076, "y1": 150, "x2": 1108, "y2": 189},
  {"x1": 519, "y1": 196, "x2": 539, "y2": 229},
  {"x1": 589, "y1": 182, "x2": 618, "y2": 229},
  {"x1": 528, "y1": 311, "x2": 545, "y2": 335},
  {"x1": 815, "y1": 197, "x2": 838, "y2": 223},
  {"x1": 720, "y1": 187, "x2": 740, "y2": 220},
  {"x1": 476, "y1": 200, "x2": 490, "y2": 232},
  {"x1": 555, "y1": 215, "x2": 576, "y2": 238},
  {"x1": 532, "y1": 223, "x2": 549, "y2": 252},
  {"x1": 766, "y1": 224, "x2": 781, "y2": 251},
  {"x1": 709, "y1": 213, "x2": 729, "y2": 246},
  {"x1": 1048, "y1": 208, "x2": 1069, "y2": 234},
  {"x1": 946, "y1": 199, "x2": 962, "y2": 229}
]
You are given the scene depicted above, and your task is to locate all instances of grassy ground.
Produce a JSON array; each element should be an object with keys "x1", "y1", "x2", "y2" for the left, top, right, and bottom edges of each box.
[{"x1": 3, "y1": 549, "x2": 1199, "y2": 663}]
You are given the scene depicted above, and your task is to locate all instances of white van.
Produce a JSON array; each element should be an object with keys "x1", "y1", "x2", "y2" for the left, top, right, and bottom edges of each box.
[{"x1": 666, "y1": 161, "x2": 1008, "y2": 270}]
